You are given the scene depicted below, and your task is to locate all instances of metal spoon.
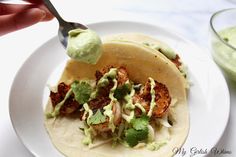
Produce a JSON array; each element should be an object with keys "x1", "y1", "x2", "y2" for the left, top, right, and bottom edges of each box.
[{"x1": 43, "y1": 0, "x2": 87, "y2": 48}]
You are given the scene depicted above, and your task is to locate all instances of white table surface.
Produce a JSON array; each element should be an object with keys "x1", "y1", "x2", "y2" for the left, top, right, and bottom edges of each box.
[{"x1": 0, "y1": 0, "x2": 236, "y2": 156}]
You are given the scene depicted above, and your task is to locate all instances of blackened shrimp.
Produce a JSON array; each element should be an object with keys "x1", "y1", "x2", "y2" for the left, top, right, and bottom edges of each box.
[
  {"x1": 95, "y1": 66, "x2": 129, "y2": 98},
  {"x1": 95, "y1": 65, "x2": 113, "y2": 82},
  {"x1": 50, "y1": 82, "x2": 70, "y2": 106},
  {"x1": 88, "y1": 97, "x2": 111, "y2": 111},
  {"x1": 60, "y1": 94, "x2": 80, "y2": 115},
  {"x1": 90, "y1": 101, "x2": 122, "y2": 133},
  {"x1": 50, "y1": 82, "x2": 80, "y2": 116},
  {"x1": 134, "y1": 80, "x2": 171, "y2": 118},
  {"x1": 95, "y1": 66, "x2": 129, "y2": 86},
  {"x1": 112, "y1": 100, "x2": 122, "y2": 125},
  {"x1": 117, "y1": 66, "x2": 129, "y2": 86},
  {"x1": 171, "y1": 54, "x2": 182, "y2": 69}
]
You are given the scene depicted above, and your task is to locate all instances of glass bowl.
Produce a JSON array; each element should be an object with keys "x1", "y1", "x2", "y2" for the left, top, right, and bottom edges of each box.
[{"x1": 210, "y1": 8, "x2": 236, "y2": 81}]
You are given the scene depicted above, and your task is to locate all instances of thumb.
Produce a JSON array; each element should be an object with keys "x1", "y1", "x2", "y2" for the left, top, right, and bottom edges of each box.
[{"x1": 0, "y1": 8, "x2": 46, "y2": 36}]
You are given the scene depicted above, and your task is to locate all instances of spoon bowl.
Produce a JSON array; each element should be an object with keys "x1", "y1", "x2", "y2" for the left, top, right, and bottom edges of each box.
[{"x1": 43, "y1": 0, "x2": 88, "y2": 48}]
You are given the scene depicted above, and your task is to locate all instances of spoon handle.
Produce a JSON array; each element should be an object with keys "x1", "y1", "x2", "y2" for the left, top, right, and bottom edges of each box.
[{"x1": 43, "y1": 0, "x2": 66, "y2": 25}]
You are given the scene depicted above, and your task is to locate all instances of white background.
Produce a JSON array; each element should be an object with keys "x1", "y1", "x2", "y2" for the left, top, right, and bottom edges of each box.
[{"x1": 0, "y1": 0, "x2": 236, "y2": 156}]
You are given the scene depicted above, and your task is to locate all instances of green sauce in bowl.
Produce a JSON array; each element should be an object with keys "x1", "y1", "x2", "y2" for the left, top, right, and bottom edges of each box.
[{"x1": 212, "y1": 26, "x2": 236, "y2": 81}]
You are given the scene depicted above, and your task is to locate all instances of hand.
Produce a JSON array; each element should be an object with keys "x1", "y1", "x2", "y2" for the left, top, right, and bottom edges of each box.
[{"x1": 0, "y1": 0, "x2": 54, "y2": 36}]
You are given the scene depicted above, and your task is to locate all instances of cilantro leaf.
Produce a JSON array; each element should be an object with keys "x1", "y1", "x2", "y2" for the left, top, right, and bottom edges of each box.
[
  {"x1": 131, "y1": 115, "x2": 149, "y2": 130},
  {"x1": 114, "y1": 83, "x2": 131, "y2": 100},
  {"x1": 124, "y1": 116, "x2": 150, "y2": 147},
  {"x1": 125, "y1": 128, "x2": 148, "y2": 147},
  {"x1": 88, "y1": 109, "x2": 106, "y2": 125},
  {"x1": 71, "y1": 81, "x2": 92, "y2": 104},
  {"x1": 125, "y1": 128, "x2": 139, "y2": 147}
]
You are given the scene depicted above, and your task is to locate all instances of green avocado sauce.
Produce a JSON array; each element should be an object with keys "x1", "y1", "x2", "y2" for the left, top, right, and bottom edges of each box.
[
  {"x1": 46, "y1": 89, "x2": 73, "y2": 118},
  {"x1": 212, "y1": 26, "x2": 236, "y2": 81},
  {"x1": 147, "y1": 77, "x2": 156, "y2": 117},
  {"x1": 83, "y1": 103, "x2": 93, "y2": 125},
  {"x1": 147, "y1": 141, "x2": 167, "y2": 151},
  {"x1": 143, "y1": 42, "x2": 176, "y2": 60},
  {"x1": 95, "y1": 68, "x2": 118, "y2": 132},
  {"x1": 82, "y1": 127, "x2": 93, "y2": 145},
  {"x1": 67, "y1": 28, "x2": 102, "y2": 64},
  {"x1": 82, "y1": 69, "x2": 119, "y2": 143}
]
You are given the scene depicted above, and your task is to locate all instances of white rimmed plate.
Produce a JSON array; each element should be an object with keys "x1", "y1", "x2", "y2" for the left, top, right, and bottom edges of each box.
[{"x1": 9, "y1": 21, "x2": 230, "y2": 157}]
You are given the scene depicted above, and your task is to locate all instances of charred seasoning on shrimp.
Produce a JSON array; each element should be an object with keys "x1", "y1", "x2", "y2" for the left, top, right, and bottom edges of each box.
[
  {"x1": 46, "y1": 65, "x2": 172, "y2": 149},
  {"x1": 135, "y1": 79, "x2": 171, "y2": 118},
  {"x1": 171, "y1": 54, "x2": 182, "y2": 70},
  {"x1": 82, "y1": 67, "x2": 125, "y2": 134},
  {"x1": 49, "y1": 82, "x2": 81, "y2": 116}
]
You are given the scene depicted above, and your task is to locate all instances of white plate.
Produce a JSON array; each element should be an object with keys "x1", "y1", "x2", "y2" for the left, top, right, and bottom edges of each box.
[{"x1": 9, "y1": 21, "x2": 230, "y2": 157}]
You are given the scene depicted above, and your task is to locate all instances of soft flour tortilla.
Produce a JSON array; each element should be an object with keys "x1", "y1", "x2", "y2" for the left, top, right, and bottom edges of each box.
[
  {"x1": 103, "y1": 33, "x2": 188, "y2": 87},
  {"x1": 45, "y1": 40, "x2": 189, "y2": 157}
]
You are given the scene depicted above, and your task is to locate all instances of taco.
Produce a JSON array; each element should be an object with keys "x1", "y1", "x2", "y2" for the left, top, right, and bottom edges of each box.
[
  {"x1": 44, "y1": 34, "x2": 189, "y2": 157},
  {"x1": 103, "y1": 33, "x2": 188, "y2": 79}
]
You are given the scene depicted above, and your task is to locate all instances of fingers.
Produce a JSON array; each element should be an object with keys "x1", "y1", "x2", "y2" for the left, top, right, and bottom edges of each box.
[
  {"x1": 23, "y1": 1, "x2": 54, "y2": 21},
  {"x1": 0, "y1": 8, "x2": 46, "y2": 36},
  {"x1": 0, "y1": 1, "x2": 54, "y2": 36},
  {"x1": 0, "y1": 3, "x2": 54, "y2": 21},
  {"x1": 0, "y1": 3, "x2": 32, "y2": 15},
  {"x1": 37, "y1": 4, "x2": 54, "y2": 21}
]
